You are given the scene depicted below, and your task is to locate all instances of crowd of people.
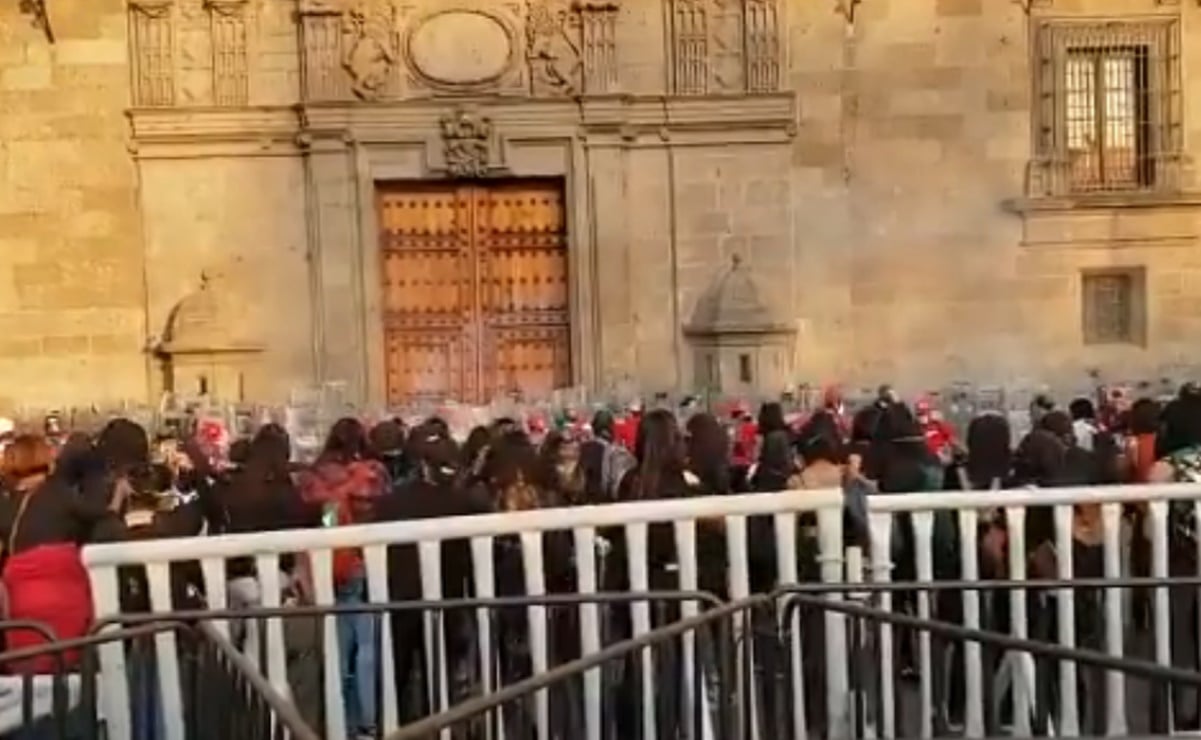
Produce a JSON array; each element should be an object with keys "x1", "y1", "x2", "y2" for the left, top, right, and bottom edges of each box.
[{"x1": 1, "y1": 382, "x2": 1201, "y2": 736}]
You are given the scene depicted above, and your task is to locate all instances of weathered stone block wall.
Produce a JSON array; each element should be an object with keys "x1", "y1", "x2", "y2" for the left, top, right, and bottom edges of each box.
[
  {"x1": 0, "y1": 1, "x2": 147, "y2": 411},
  {"x1": 786, "y1": 0, "x2": 1201, "y2": 395}
]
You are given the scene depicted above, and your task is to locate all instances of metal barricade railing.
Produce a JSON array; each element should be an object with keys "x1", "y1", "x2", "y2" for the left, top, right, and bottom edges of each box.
[
  {"x1": 776, "y1": 578, "x2": 1201, "y2": 739},
  {"x1": 381, "y1": 595, "x2": 766, "y2": 740},
  {"x1": 290, "y1": 583, "x2": 1201, "y2": 740},
  {"x1": 81, "y1": 489, "x2": 848, "y2": 740},
  {"x1": 0, "y1": 618, "x2": 318, "y2": 740},
  {"x1": 104, "y1": 592, "x2": 725, "y2": 740},
  {"x1": 73, "y1": 481, "x2": 1201, "y2": 738},
  {"x1": 7, "y1": 582, "x2": 1200, "y2": 740}
]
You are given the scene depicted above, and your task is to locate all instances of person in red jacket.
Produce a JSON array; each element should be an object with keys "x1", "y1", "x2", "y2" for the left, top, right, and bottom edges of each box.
[
  {"x1": 0, "y1": 434, "x2": 124, "y2": 674},
  {"x1": 298, "y1": 418, "x2": 388, "y2": 739},
  {"x1": 613, "y1": 402, "x2": 642, "y2": 452},
  {"x1": 726, "y1": 404, "x2": 758, "y2": 492},
  {"x1": 915, "y1": 398, "x2": 956, "y2": 463}
]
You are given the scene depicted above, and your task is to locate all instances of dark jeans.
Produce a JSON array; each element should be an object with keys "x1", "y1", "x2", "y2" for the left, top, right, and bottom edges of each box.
[{"x1": 1, "y1": 706, "x2": 90, "y2": 740}]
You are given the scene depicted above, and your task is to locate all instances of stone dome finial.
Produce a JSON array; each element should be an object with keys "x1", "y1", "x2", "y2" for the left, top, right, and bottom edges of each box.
[
  {"x1": 684, "y1": 255, "x2": 792, "y2": 337},
  {"x1": 159, "y1": 270, "x2": 262, "y2": 355}
]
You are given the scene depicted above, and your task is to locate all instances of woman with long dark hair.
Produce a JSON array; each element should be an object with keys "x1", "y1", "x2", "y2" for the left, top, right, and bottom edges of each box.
[
  {"x1": 537, "y1": 430, "x2": 585, "y2": 507},
  {"x1": 216, "y1": 426, "x2": 310, "y2": 655},
  {"x1": 955, "y1": 413, "x2": 1013, "y2": 491},
  {"x1": 621, "y1": 409, "x2": 695, "y2": 500},
  {"x1": 686, "y1": 412, "x2": 733, "y2": 495},
  {"x1": 482, "y1": 429, "x2": 579, "y2": 735},
  {"x1": 607, "y1": 410, "x2": 701, "y2": 592},
  {"x1": 750, "y1": 430, "x2": 798, "y2": 493},
  {"x1": 757, "y1": 402, "x2": 789, "y2": 437},
  {"x1": 611, "y1": 410, "x2": 704, "y2": 736}
]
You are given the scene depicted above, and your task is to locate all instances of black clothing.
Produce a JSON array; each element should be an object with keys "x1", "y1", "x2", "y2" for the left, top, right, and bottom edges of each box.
[
  {"x1": 0, "y1": 477, "x2": 122, "y2": 555},
  {"x1": 215, "y1": 470, "x2": 312, "y2": 579},
  {"x1": 376, "y1": 478, "x2": 489, "y2": 722},
  {"x1": 377, "y1": 478, "x2": 489, "y2": 600}
]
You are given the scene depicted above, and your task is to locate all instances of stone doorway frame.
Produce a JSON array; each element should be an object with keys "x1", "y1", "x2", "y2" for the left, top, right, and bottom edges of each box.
[
  {"x1": 304, "y1": 100, "x2": 597, "y2": 407},
  {"x1": 128, "y1": 94, "x2": 796, "y2": 407}
]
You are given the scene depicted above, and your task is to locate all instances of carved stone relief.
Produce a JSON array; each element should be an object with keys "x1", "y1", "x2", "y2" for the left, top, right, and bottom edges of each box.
[
  {"x1": 526, "y1": 0, "x2": 582, "y2": 95},
  {"x1": 129, "y1": 1, "x2": 176, "y2": 107},
  {"x1": 341, "y1": 2, "x2": 399, "y2": 100},
  {"x1": 670, "y1": 0, "x2": 781, "y2": 94},
  {"x1": 295, "y1": 0, "x2": 622, "y2": 100},
  {"x1": 176, "y1": 4, "x2": 211, "y2": 106},
  {"x1": 438, "y1": 108, "x2": 497, "y2": 178},
  {"x1": 205, "y1": 0, "x2": 250, "y2": 106},
  {"x1": 710, "y1": 0, "x2": 743, "y2": 91}
]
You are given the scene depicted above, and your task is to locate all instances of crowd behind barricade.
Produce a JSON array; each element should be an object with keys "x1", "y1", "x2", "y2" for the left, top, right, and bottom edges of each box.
[{"x1": 0, "y1": 380, "x2": 1200, "y2": 737}]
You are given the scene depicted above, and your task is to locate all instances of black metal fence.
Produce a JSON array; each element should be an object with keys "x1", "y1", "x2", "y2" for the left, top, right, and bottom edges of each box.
[
  {"x1": 0, "y1": 619, "x2": 317, "y2": 740},
  {"x1": 111, "y1": 592, "x2": 731, "y2": 740}
]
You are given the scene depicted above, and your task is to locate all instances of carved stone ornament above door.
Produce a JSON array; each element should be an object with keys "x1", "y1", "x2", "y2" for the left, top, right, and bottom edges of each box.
[
  {"x1": 437, "y1": 107, "x2": 501, "y2": 179},
  {"x1": 298, "y1": 0, "x2": 621, "y2": 100}
]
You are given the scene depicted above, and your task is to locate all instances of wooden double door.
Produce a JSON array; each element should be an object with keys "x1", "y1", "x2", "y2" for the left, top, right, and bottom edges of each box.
[{"x1": 377, "y1": 179, "x2": 572, "y2": 405}]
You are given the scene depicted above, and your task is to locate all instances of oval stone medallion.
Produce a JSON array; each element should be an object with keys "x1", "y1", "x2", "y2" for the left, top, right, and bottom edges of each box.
[{"x1": 408, "y1": 11, "x2": 512, "y2": 86}]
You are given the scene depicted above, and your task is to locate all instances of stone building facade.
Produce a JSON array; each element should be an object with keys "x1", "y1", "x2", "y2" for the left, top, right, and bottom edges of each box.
[{"x1": 3, "y1": 0, "x2": 1201, "y2": 409}]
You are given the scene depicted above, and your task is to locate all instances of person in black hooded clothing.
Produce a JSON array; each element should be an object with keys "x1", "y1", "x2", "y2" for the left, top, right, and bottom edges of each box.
[
  {"x1": 369, "y1": 419, "x2": 411, "y2": 489},
  {"x1": 377, "y1": 424, "x2": 485, "y2": 721}
]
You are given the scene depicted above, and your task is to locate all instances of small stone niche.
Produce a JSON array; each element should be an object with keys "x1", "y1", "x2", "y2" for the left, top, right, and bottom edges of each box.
[
  {"x1": 684, "y1": 255, "x2": 795, "y2": 396},
  {"x1": 155, "y1": 271, "x2": 264, "y2": 401}
]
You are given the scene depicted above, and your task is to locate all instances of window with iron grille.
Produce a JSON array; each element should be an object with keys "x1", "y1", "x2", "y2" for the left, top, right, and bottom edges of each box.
[
  {"x1": 1032, "y1": 20, "x2": 1182, "y2": 197},
  {"x1": 1081, "y1": 269, "x2": 1145, "y2": 345}
]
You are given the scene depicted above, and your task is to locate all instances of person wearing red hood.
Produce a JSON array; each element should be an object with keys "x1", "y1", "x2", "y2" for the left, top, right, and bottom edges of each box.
[
  {"x1": 728, "y1": 404, "x2": 756, "y2": 464},
  {"x1": 613, "y1": 402, "x2": 642, "y2": 452},
  {"x1": 915, "y1": 397, "x2": 956, "y2": 462},
  {"x1": 821, "y1": 385, "x2": 852, "y2": 440}
]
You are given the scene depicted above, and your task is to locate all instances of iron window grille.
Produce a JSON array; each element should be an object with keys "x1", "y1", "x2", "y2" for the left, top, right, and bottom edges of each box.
[
  {"x1": 1031, "y1": 19, "x2": 1183, "y2": 197},
  {"x1": 1081, "y1": 268, "x2": 1145, "y2": 346}
]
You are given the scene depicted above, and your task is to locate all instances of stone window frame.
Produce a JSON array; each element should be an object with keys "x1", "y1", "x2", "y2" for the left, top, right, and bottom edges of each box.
[
  {"x1": 1029, "y1": 17, "x2": 1184, "y2": 200},
  {"x1": 1080, "y1": 266, "x2": 1147, "y2": 347}
]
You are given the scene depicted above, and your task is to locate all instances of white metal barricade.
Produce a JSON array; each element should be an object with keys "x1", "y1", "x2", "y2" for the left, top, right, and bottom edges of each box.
[
  {"x1": 863, "y1": 482, "x2": 1201, "y2": 738},
  {"x1": 82, "y1": 489, "x2": 847, "y2": 740},
  {"x1": 82, "y1": 481, "x2": 1201, "y2": 740}
]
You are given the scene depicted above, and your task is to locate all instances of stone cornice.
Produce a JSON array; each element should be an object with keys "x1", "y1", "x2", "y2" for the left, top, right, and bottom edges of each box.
[
  {"x1": 127, "y1": 94, "x2": 798, "y2": 152},
  {"x1": 1004, "y1": 192, "x2": 1201, "y2": 214},
  {"x1": 1015, "y1": 0, "x2": 1195, "y2": 11}
]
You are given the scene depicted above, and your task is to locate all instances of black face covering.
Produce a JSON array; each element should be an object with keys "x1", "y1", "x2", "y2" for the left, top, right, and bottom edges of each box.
[{"x1": 421, "y1": 461, "x2": 458, "y2": 488}]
